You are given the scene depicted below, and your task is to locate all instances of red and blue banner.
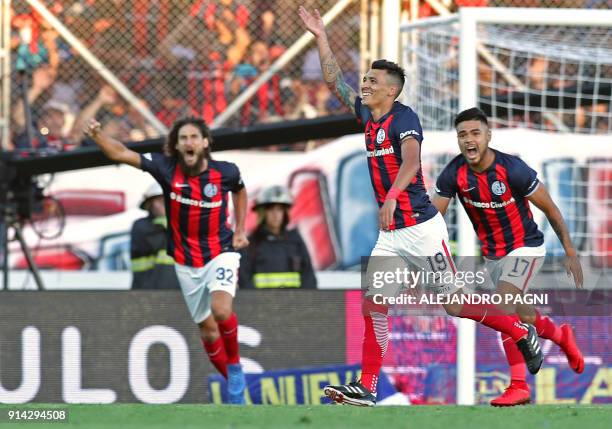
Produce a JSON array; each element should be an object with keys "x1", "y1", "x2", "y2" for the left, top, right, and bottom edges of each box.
[
  {"x1": 345, "y1": 291, "x2": 612, "y2": 404},
  {"x1": 208, "y1": 364, "x2": 397, "y2": 405}
]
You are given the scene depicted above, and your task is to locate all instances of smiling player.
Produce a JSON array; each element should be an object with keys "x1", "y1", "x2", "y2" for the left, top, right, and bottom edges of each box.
[
  {"x1": 432, "y1": 107, "x2": 584, "y2": 406},
  {"x1": 299, "y1": 7, "x2": 543, "y2": 407}
]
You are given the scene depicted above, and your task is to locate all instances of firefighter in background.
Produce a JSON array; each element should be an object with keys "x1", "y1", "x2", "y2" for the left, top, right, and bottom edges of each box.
[
  {"x1": 130, "y1": 182, "x2": 180, "y2": 289},
  {"x1": 239, "y1": 185, "x2": 317, "y2": 289}
]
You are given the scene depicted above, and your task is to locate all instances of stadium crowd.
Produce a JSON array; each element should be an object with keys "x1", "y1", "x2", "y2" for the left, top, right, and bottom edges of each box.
[
  {"x1": 5, "y1": 0, "x2": 610, "y2": 153},
  {"x1": 7, "y1": 0, "x2": 359, "y2": 152}
]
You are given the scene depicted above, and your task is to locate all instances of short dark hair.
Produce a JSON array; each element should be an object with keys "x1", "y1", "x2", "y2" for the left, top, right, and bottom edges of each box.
[
  {"x1": 163, "y1": 117, "x2": 212, "y2": 159},
  {"x1": 371, "y1": 59, "x2": 405, "y2": 94},
  {"x1": 454, "y1": 107, "x2": 489, "y2": 128}
]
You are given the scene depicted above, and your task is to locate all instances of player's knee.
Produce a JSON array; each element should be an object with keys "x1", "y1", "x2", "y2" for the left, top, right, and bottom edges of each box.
[
  {"x1": 516, "y1": 304, "x2": 536, "y2": 324},
  {"x1": 518, "y1": 312, "x2": 536, "y2": 325},
  {"x1": 199, "y1": 322, "x2": 219, "y2": 343},
  {"x1": 201, "y1": 331, "x2": 219, "y2": 343},
  {"x1": 495, "y1": 302, "x2": 516, "y2": 316},
  {"x1": 211, "y1": 305, "x2": 232, "y2": 322},
  {"x1": 362, "y1": 299, "x2": 389, "y2": 316},
  {"x1": 443, "y1": 302, "x2": 462, "y2": 317}
]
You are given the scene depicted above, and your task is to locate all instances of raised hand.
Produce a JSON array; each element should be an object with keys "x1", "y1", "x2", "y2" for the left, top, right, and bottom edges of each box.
[
  {"x1": 31, "y1": 66, "x2": 54, "y2": 92},
  {"x1": 298, "y1": 6, "x2": 325, "y2": 38},
  {"x1": 232, "y1": 231, "x2": 249, "y2": 250},
  {"x1": 564, "y1": 253, "x2": 584, "y2": 289},
  {"x1": 97, "y1": 86, "x2": 117, "y2": 105},
  {"x1": 83, "y1": 118, "x2": 102, "y2": 139}
]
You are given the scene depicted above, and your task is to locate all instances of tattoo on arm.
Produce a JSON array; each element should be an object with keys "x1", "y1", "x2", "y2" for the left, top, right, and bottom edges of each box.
[
  {"x1": 320, "y1": 51, "x2": 357, "y2": 114},
  {"x1": 549, "y1": 213, "x2": 572, "y2": 250}
]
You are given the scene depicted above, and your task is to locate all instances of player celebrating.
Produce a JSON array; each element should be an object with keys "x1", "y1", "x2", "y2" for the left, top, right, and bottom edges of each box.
[
  {"x1": 299, "y1": 7, "x2": 543, "y2": 407},
  {"x1": 432, "y1": 107, "x2": 584, "y2": 406},
  {"x1": 85, "y1": 117, "x2": 249, "y2": 404}
]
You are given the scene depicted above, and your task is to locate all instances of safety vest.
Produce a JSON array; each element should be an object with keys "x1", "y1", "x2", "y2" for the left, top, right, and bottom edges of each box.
[{"x1": 239, "y1": 226, "x2": 317, "y2": 289}]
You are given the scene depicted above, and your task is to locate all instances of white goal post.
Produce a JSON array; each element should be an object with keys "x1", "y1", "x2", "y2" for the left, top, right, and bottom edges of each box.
[
  {"x1": 459, "y1": 7, "x2": 612, "y2": 407},
  {"x1": 401, "y1": 7, "x2": 612, "y2": 405}
]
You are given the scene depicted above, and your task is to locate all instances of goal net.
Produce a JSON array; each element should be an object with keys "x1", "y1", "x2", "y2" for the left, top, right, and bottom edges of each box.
[
  {"x1": 398, "y1": 7, "x2": 612, "y2": 405},
  {"x1": 401, "y1": 11, "x2": 612, "y2": 134}
]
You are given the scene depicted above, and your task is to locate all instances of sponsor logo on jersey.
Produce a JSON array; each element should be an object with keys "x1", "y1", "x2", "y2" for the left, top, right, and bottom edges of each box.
[
  {"x1": 143, "y1": 153, "x2": 152, "y2": 161},
  {"x1": 367, "y1": 146, "x2": 395, "y2": 158},
  {"x1": 174, "y1": 183, "x2": 189, "y2": 188},
  {"x1": 204, "y1": 183, "x2": 218, "y2": 198},
  {"x1": 399, "y1": 130, "x2": 420, "y2": 140},
  {"x1": 462, "y1": 196, "x2": 515, "y2": 209},
  {"x1": 170, "y1": 192, "x2": 222, "y2": 208},
  {"x1": 376, "y1": 128, "x2": 386, "y2": 145}
]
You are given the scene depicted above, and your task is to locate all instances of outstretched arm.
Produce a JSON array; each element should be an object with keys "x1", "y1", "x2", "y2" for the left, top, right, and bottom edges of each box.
[
  {"x1": 298, "y1": 7, "x2": 357, "y2": 114},
  {"x1": 83, "y1": 119, "x2": 141, "y2": 168},
  {"x1": 528, "y1": 184, "x2": 583, "y2": 288},
  {"x1": 12, "y1": 66, "x2": 54, "y2": 132}
]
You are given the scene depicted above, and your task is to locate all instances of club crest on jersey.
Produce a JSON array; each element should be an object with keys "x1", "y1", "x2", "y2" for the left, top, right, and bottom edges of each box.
[
  {"x1": 376, "y1": 128, "x2": 386, "y2": 145},
  {"x1": 491, "y1": 180, "x2": 507, "y2": 196},
  {"x1": 204, "y1": 183, "x2": 218, "y2": 198}
]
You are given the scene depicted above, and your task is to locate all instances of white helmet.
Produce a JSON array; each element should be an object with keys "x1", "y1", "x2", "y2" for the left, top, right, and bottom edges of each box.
[
  {"x1": 139, "y1": 182, "x2": 163, "y2": 209},
  {"x1": 254, "y1": 185, "x2": 293, "y2": 209}
]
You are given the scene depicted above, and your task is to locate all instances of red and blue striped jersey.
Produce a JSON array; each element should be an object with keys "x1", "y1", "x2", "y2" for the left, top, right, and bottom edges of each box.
[
  {"x1": 355, "y1": 97, "x2": 437, "y2": 230},
  {"x1": 435, "y1": 149, "x2": 544, "y2": 258},
  {"x1": 141, "y1": 153, "x2": 244, "y2": 267}
]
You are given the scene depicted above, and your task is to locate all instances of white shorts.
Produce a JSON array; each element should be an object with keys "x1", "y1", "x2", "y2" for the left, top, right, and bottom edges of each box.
[
  {"x1": 175, "y1": 252, "x2": 241, "y2": 323},
  {"x1": 366, "y1": 212, "x2": 458, "y2": 297},
  {"x1": 484, "y1": 244, "x2": 546, "y2": 292}
]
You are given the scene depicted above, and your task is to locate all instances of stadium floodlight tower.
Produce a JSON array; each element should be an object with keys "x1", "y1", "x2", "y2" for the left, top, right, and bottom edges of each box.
[{"x1": 401, "y1": 6, "x2": 612, "y2": 405}]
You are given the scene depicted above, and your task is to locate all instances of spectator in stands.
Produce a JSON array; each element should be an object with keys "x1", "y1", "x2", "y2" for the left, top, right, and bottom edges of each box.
[
  {"x1": 151, "y1": 69, "x2": 195, "y2": 127},
  {"x1": 158, "y1": 1, "x2": 250, "y2": 125},
  {"x1": 131, "y1": 182, "x2": 180, "y2": 290},
  {"x1": 73, "y1": 84, "x2": 160, "y2": 143},
  {"x1": 105, "y1": 99, "x2": 162, "y2": 141},
  {"x1": 230, "y1": 40, "x2": 284, "y2": 125},
  {"x1": 160, "y1": 0, "x2": 251, "y2": 69},
  {"x1": 527, "y1": 56, "x2": 548, "y2": 91},
  {"x1": 252, "y1": 0, "x2": 282, "y2": 48},
  {"x1": 12, "y1": 8, "x2": 60, "y2": 73},
  {"x1": 156, "y1": 96, "x2": 193, "y2": 128},
  {"x1": 595, "y1": 117, "x2": 610, "y2": 134},
  {"x1": 71, "y1": 85, "x2": 118, "y2": 143},
  {"x1": 239, "y1": 185, "x2": 317, "y2": 289},
  {"x1": 586, "y1": 0, "x2": 612, "y2": 8},
  {"x1": 478, "y1": 59, "x2": 495, "y2": 97},
  {"x1": 281, "y1": 79, "x2": 319, "y2": 120},
  {"x1": 12, "y1": 65, "x2": 79, "y2": 151}
]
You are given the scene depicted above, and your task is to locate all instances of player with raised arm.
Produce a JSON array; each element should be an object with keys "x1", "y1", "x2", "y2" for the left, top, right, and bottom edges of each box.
[
  {"x1": 432, "y1": 107, "x2": 584, "y2": 406},
  {"x1": 299, "y1": 7, "x2": 543, "y2": 407},
  {"x1": 84, "y1": 117, "x2": 249, "y2": 404}
]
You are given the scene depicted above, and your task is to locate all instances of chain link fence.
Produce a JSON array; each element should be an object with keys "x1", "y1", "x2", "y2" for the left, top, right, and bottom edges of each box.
[
  {"x1": 416, "y1": 0, "x2": 611, "y2": 18},
  {"x1": 403, "y1": 21, "x2": 612, "y2": 134},
  {"x1": 9, "y1": 0, "x2": 360, "y2": 151},
  {"x1": 7, "y1": 0, "x2": 606, "y2": 152}
]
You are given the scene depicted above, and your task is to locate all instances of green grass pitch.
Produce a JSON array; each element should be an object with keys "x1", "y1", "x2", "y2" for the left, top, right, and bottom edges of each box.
[{"x1": 0, "y1": 404, "x2": 610, "y2": 429}]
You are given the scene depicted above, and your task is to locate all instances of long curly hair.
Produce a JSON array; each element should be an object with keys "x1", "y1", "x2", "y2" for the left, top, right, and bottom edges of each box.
[{"x1": 163, "y1": 117, "x2": 212, "y2": 159}]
